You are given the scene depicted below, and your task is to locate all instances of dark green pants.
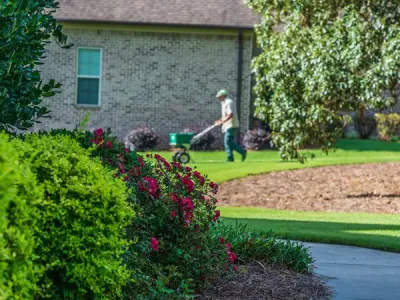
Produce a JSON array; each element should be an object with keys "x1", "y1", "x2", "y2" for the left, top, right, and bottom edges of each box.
[{"x1": 224, "y1": 128, "x2": 245, "y2": 161}]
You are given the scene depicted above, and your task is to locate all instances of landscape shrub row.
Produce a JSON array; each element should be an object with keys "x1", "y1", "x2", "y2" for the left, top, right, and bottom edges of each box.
[{"x1": 1, "y1": 128, "x2": 313, "y2": 299}]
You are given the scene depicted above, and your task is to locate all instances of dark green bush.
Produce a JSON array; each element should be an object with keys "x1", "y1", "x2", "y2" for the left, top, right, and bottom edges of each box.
[
  {"x1": 0, "y1": 134, "x2": 40, "y2": 299},
  {"x1": 16, "y1": 134, "x2": 134, "y2": 299},
  {"x1": 353, "y1": 113, "x2": 377, "y2": 139}
]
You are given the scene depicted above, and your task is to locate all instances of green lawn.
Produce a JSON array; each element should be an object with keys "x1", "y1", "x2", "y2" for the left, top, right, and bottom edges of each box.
[
  {"x1": 220, "y1": 207, "x2": 400, "y2": 252},
  {"x1": 147, "y1": 139, "x2": 400, "y2": 252},
  {"x1": 151, "y1": 139, "x2": 400, "y2": 183}
]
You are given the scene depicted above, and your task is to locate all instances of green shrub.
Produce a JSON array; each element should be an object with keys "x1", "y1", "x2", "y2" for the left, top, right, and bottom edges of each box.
[
  {"x1": 16, "y1": 134, "x2": 134, "y2": 299},
  {"x1": 213, "y1": 222, "x2": 313, "y2": 273},
  {"x1": 40, "y1": 128, "x2": 232, "y2": 299},
  {"x1": 375, "y1": 113, "x2": 400, "y2": 140},
  {"x1": 0, "y1": 134, "x2": 41, "y2": 299}
]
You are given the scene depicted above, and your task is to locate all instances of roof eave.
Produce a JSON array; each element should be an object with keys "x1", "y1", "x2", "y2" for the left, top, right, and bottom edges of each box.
[{"x1": 56, "y1": 18, "x2": 256, "y2": 31}]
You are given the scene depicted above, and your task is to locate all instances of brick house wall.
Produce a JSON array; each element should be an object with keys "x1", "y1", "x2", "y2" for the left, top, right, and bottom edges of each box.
[{"x1": 36, "y1": 27, "x2": 254, "y2": 149}]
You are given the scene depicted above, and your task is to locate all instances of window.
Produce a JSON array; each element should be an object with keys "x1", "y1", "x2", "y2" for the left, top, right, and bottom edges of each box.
[{"x1": 77, "y1": 48, "x2": 102, "y2": 106}]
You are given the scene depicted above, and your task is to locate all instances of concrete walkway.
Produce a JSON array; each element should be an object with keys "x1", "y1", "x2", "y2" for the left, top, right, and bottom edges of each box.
[{"x1": 304, "y1": 242, "x2": 400, "y2": 300}]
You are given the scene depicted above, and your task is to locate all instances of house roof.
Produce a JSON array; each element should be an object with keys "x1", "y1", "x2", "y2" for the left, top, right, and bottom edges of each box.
[{"x1": 55, "y1": 0, "x2": 259, "y2": 30}]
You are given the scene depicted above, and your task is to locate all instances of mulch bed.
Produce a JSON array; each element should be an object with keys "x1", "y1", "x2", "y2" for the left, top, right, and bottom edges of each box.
[
  {"x1": 217, "y1": 162, "x2": 400, "y2": 214},
  {"x1": 197, "y1": 263, "x2": 332, "y2": 300}
]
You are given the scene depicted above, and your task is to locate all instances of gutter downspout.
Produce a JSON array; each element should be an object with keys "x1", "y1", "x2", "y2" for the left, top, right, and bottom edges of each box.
[{"x1": 236, "y1": 31, "x2": 243, "y2": 143}]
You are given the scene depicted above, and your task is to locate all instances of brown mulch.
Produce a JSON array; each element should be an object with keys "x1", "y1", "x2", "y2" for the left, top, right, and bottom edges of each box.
[
  {"x1": 197, "y1": 263, "x2": 332, "y2": 300},
  {"x1": 218, "y1": 162, "x2": 400, "y2": 214}
]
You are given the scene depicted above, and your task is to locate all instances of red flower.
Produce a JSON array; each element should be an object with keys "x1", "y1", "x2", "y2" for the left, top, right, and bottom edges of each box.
[
  {"x1": 233, "y1": 265, "x2": 238, "y2": 272},
  {"x1": 163, "y1": 161, "x2": 171, "y2": 171},
  {"x1": 151, "y1": 237, "x2": 159, "y2": 252},
  {"x1": 124, "y1": 176, "x2": 130, "y2": 181},
  {"x1": 138, "y1": 157, "x2": 145, "y2": 167},
  {"x1": 184, "y1": 211, "x2": 194, "y2": 224},
  {"x1": 193, "y1": 171, "x2": 205, "y2": 185},
  {"x1": 186, "y1": 166, "x2": 192, "y2": 172},
  {"x1": 118, "y1": 163, "x2": 125, "y2": 174},
  {"x1": 226, "y1": 243, "x2": 231, "y2": 250},
  {"x1": 106, "y1": 141, "x2": 113, "y2": 149},
  {"x1": 181, "y1": 175, "x2": 194, "y2": 193},
  {"x1": 138, "y1": 182, "x2": 147, "y2": 192},
  {"x1": 171, "y1": 210, "x2": 177, "y2": 218},
  {"x1": 124, "y1": 147, "x2": 129, "y2": 153},
  {"x1": 227, "y1": 251, "x2": 237, "y2": 263},
  {"x1": 210, "y1": 182, "x2": 219, "y2": 194},
  {"x1": 92, "y1": 137, "x2": 104, "y2": 146},
  {"x1": 213, "y1": 210, "x2": 221, "y2": 222},
  {"x1": 170, "y1": 193, "x2": 179, "y2": 203},
  {"x1": 94, "y1": 128, "x2": 104, "y2": 137},
  {"x1": 146, "y1": 154, "x2": 151, "y2": 158},
  {"x1": 143, "y1": 177, "x2": 159, "y2": 197},
  {"x1": 181, "y1": 197, "x2": 194, "y2": 211},
  {"x1": 172, "y1": 162, "x2": 184, "y2": 171},
  {"x1": 130, "y1": 167, "x2": 141, "y2": 177},
  {"x1": 219, "y1": 237, "x2": 225, "y2": 244}
]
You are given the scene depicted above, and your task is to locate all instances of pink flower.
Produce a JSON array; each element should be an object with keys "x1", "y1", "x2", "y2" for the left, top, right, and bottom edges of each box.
[
  {"x1": 124, "y1": 147, "x2": 129, "y2": 153},
  {"x1": 219, "y1": 237, "x2": 225, "y2": 244},
  {"x1": 226, "y1": 243, "x2": 231, "y2": 250},
  {"x1": 171, "y1": 210, "x2": 177, "y2": 218},
  {"x1": 233, "y1": 265, "x2": 238, "y2": 272},
  {"x1": 151, "y1": 237, "x2": 159, "y2": 252},
  {"x1": 106, "y1": 141, "x2": 113, "y2": 149},
  {"x1": 94, "y1": 128, "x2": 104, "y2": 137}
]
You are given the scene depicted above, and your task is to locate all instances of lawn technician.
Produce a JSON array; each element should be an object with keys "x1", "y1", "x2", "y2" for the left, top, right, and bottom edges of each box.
[{"x1": 215, "y1": 89, "x2": 247, "y2": 162}]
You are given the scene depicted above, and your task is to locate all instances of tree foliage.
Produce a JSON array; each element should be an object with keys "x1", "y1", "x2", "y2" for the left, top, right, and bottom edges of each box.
[
  {"x1": 247, "y1": 0, "x2": 400, "y2": 159},
  {"x1": 0, "y1": 0, "x2": 69, "y2": 131}
]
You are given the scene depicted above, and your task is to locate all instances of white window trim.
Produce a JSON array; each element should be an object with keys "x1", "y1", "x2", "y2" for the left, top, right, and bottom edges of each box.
[{"x1": 76, "y1": 47, "x2": 103, "y2": 107}]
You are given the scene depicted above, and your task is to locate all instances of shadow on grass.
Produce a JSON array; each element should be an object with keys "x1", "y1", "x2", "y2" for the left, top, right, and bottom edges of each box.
[
  {"x1": 223, "y1": 217, "x2": 400, "y2": 253},
  {"x1": 336, "y1": 139, "x2": 400, "y2": 152}
]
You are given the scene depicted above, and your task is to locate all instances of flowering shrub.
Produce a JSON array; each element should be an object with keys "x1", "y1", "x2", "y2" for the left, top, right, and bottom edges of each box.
[
  {"x1": 124, "y1": 127, "x2": 159, "y2": 151},
  {"x1": 65, "y1": 128, "x2": 237, "y2": 298}
]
